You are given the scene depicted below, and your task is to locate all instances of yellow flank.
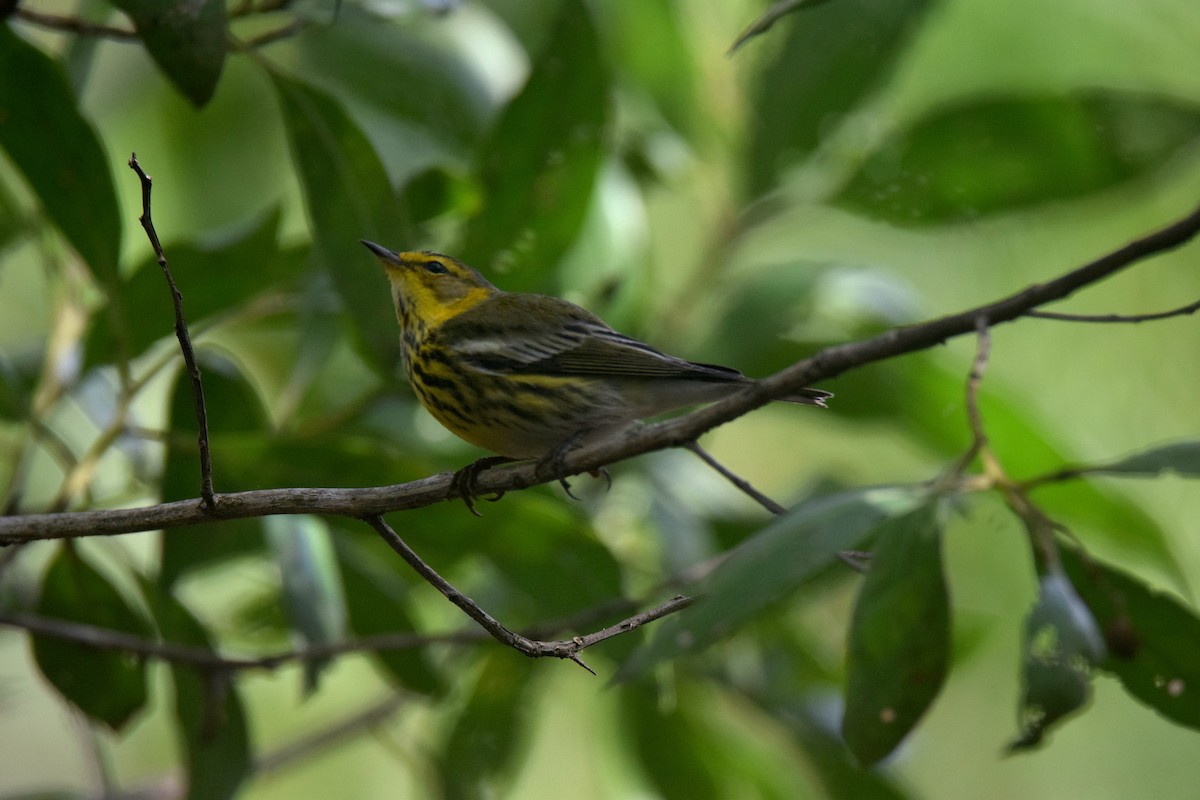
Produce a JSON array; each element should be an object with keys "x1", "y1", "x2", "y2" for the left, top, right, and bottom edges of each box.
[{"x1": 362, "y1": 241, "x2": 832, "y2": 460}]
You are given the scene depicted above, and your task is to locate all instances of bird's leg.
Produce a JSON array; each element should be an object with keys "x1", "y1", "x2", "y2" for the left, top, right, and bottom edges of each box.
[
  {"x1": 535, "y1": 432, "x2": 611, "y2": 500},
  {"x1": 451, "y1": 455, "x2": 518, "y2": 516}
]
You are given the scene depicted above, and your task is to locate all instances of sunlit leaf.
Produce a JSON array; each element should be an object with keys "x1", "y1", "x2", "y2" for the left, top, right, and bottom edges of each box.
[
  {"x1": 110, "y1": 0, "x2": 227, "y2": 107},
  {"x1": 271, "y1": 70, "x2": 409, "y2": 369},
  {"x1": 1009, "y1": 570, "x2": 1105, "y2": 751},
  {"x1": 617, "y1": 486, "x2": 924, "y2": 682},
  {"x1": 1062, "y1": 547, "x2": 1200, "y2": 731},
  {"x1": 0, "y1": 26, "x2": 121, "y2": 283},
  {"x1": 746, "y1": 0, "x2": 932, "y2": 196},
  {"x1": 839, "y1": 91, "x2": 1200, "y2": 224},
  {"x1": 32, "y1": 545, "x2": 150, "y2": 731},
  {"x1": 143, "y1": 578, "x2": 251, "y2": 800},
  {"x1": 842, "y1": 499, "x2": 948, "y2": 765},
  {"x1": 294, "y1": 4, "x2": 490, "y2": 174},
  {"x1": 458, "y1": 3, "x2": 609, "y2": 292}
]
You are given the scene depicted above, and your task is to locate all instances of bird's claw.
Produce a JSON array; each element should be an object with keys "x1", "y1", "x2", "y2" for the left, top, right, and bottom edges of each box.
[{"x1": 451, "y1": 455, "x2": 516, "y2": 515}]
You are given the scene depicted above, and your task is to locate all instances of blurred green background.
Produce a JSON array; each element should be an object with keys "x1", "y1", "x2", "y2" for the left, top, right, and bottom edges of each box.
[{"x1": 2, "y1": 0, "x2": 1200, "y2": 797}]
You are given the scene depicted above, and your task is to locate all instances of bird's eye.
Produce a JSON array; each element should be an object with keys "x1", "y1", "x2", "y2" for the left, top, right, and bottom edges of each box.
[{"x1": 423, "y1": 260, "x2": 449, "y2": 275}]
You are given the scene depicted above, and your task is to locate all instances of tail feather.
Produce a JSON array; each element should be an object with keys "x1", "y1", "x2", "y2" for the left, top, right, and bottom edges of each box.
[{"x1": 779, "y1": 387, "x2": 833, "y2": 407}]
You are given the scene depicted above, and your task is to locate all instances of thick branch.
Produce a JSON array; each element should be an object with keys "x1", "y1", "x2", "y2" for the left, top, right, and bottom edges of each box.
[{"x1": 2, "y1": 201, "x2": 1199, "y2": 542}]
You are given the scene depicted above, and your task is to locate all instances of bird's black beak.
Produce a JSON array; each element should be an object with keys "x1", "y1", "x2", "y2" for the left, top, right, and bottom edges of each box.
[{"x1": 361, "y1": 240, "x2": 401, "y2": 264}]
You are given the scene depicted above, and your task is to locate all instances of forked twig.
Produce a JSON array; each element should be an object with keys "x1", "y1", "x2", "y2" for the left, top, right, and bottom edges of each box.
[{"x1": 364, "y1": 515, "x2": 693, "y2": 673}]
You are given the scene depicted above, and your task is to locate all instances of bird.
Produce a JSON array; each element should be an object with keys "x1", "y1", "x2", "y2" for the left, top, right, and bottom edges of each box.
[{"x1": 362, "y1": 241, "x2": 831, "y2": 510}]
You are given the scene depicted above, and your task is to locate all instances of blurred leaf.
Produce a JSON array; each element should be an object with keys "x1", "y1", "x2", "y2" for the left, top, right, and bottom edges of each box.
[
  {"x1": 0, "y1": 26, "x2": 121, "y2": 283},
  {"x1": 1009, "y1": 570, "x2": 1105, "y2": 751},
  {"x1": 596, "y1": 1, "x2": 697, "y2": 135},
  {"x1": 729, "y1": 0, "x2": 835, "y2": 55},
  {"x1": 621, "y1": 682, "x2": 723, "y2": 800},
  {"x1": 86, "y1": 209, "x2": 303, "y2": 368},
  {"x1": 439, "y1": 653, "x2": 536, "y2": 800},
  {"x1": 1092, "y1": 441, "x2": 1200, "y2": 477},
  {"x1": 31, "y1": 544, "x2": 150, "y2": 731},
  {"x1": 617, "y1": 486, "x2": 923, "y2": 682},
  {"x1": 294, "y1": 4, "x2": 490, "y2": 173},
  {"x1": 0, "y1": 349, "x2": 40, "y2": 420},
  {"x1": 842, "y1": 499, "x2": 948, "y2": 766},
  {"x1": 458, "y1": 3, "x2": 609, "y2": 291},
  {"x1": 839, "y1": 91, "x2": 1200, "y2": 224},
  {"x1": 110, "y1": 0, "x2": 227, "y2": 107},
  {"x1": 1062, "y1": 547, "x2": 1200, "y2": 731},
  {"x1": 831, "y1": 355, "x2": 1184, "y2": 581},
  {"x1": 271, "y1": 70, "x2": 409, "y2": 370},
  {"x1": 160, "y1": 354, "x2": 271, "y2": 585},
  {"x1": 143, "y1": 578, "x2": 251, "y2": 800},
  {"x1": 746, "y1": 0, "x2": 932, "y2": 197},
  {"x1": 334, "y1": 532, "x2": 442, "y2": 695},
  {"x1": 263, "y1": 515, "x2": 347, "y2": 694},
  {"x1": 477, "y1": 495, "x2": 623, "y2": 623}
]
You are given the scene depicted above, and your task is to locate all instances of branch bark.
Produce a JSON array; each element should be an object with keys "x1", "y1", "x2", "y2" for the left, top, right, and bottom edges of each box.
[{"x1": 2, "y1": 201, "x2": 1199, "y2": 542}]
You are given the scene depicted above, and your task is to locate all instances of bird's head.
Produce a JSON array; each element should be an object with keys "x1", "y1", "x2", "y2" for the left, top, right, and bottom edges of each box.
[{"x1": 362, "y1": 241, "x2": 497, "y2": 327}]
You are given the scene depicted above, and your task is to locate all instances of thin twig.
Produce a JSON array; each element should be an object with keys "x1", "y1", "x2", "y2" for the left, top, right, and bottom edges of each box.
[
  {"x1": 3, "y1": 202, "x2": 1200, "y2": 541},
  {"x1": 727, "y1": 0, "x2": 836, "y2": 55},
  {"x1": 365, "y1": 515, "x2": 693, "y2": 672},
  {"x1": 255, "y1": 695, "x2": 407, "y2": 776},
  {"x1": 1027, "y1": 298, "x2": 1200, "y2": 324},
  {"x1": 128, "y1": 154, "x2": 216, "y2": 511},
  {"x1": 947, "y1": 318, "x2": 993, "y2": 476},
  {"x1": 683, "y1": 441, "x2": 786, "y2": 515},
  {"x1": 15, "y1": 9, "x2": 137, "y2": 40}
]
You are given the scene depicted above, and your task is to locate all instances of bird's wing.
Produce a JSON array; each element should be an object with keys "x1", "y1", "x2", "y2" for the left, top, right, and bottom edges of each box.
[{"x1": 440, "y1": 294, "x2": 745, "y2": 382}]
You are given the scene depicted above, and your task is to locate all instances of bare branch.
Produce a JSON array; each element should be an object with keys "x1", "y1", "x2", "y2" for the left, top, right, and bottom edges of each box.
[
  {"x1": 683, "y1": 441, "x2": 786, "y2": 515},
  {"x1": 128, "y1": 155, "x2": 216, "y2": 510},
  {"x1": 2, "y1": 201, "x2": 1200, "y2": 542},
  {"x1": 15, "y1": 9, "x2": 137, "y2": 40},
  {"x1": 1027, "y1": 298, "x2": 1200, "y2": 324}
]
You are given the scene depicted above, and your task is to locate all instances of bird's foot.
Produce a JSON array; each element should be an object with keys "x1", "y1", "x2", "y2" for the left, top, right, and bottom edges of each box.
[{"x1": 451, "y1": 455, "x2": 517, "y2": 516}]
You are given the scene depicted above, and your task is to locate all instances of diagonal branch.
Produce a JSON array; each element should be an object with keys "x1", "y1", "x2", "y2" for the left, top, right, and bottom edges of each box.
[{"x1": 2, "y1": 201, "x2": 1199, "y2": 542}]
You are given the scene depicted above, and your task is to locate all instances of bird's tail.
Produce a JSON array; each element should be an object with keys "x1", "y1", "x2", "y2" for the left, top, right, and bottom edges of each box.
[{"x1": 779, "y1": 387, "x2": 834, "y2": 408}]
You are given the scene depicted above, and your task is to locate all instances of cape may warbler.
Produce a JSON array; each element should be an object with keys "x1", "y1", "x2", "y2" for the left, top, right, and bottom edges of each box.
[{"x1": 363, "y1": 242, "x2": 831, "y2": 492}]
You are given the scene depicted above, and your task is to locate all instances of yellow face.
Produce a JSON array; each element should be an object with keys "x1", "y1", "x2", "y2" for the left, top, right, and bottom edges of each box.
[{"x1": 362, "y1": 243, "x2": 496, "y2": 329}]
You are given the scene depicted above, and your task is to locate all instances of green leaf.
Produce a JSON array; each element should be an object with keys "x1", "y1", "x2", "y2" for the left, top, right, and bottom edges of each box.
[
  {"x1": 85, "y1": 208, "x2": 302, "y2": 368},
  {"x1": 143, "y1": 579, "x2": 252, "y2": 800},
  {"x1": 842, "y1": 499, "x2": 949, "y2": 766},
  {"x1": 109, "y1": 0, "x2": 227, "y2": 107},
  {"x1": 32, "y1": 544, "x2": 151, "y2": 731},
  {"x1": 271, "y1": 71, "x2": 409, "y2": 370},
  {"x1": 294, "y1": 4, "x2": 490, "y2": 171},
  {"x1": 839, "y1": 91, "x2": 1200, "y2": 224},
  {"x1": 617, "y1": 486, "x2": 923, "y2": 682},
  {"x1": 334, "y1": 532, "x2": 442, "y2": 696},
  {"x1": 458, "y1": 3, "x2": 609, "y2": 292},
  {"x1": 1009, "y1": 570, "x2": 1105, "y2": 751},
  {"x1": 439, "y1": 653, "x2": 536, "y2": 800},
  {"x1": 1092, "y1": 441, "x2": 1200, "y2": 478},
  {"x1": 746, "y1": 0, "x2": 933, "y2": 197},
  {"x1": 1061, "y1": 547, "x2": 1200, "y2": 731},
  {"x1": 263, "y1": 515, "x2": 347, "y2": 694},
  {"x1": 620, "y1": 682, "x2": 724, "y2": 800},
  {"x1": 0, "y1": 26, "x2": 121, "y2": 283},
  {"x1": 159, "y1": 354, "x2": 271, "y2": 585}
]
